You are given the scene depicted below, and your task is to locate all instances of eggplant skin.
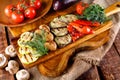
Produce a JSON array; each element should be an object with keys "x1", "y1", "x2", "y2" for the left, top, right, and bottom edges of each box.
[
  {"x1": 59, "y1": 14, "x2": 78, "y2": 23},
  {"x1": 50, "y1": 14, "x2": 78, "y2": 28},
  {"x1": 53, "y1": 0, "x2": 78, "y2": 11},
  {"x1": 53, "y1": 0, "x2": 64, "y2": 11},
  {"x1": 50, "y1": 17, "x2": 67, "y2": 28},
  {"x1": 51, "y1": 28, "x2": 68, "y2": 36},
  {"x1": 64, "y1": 0, "x2": 78, "y2": 5},
  {"x1": 55, "y1": 34, "x2": 72, "y2": 48}
]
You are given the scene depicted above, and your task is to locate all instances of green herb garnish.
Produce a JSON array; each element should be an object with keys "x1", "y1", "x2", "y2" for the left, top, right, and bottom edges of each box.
[
  {"x1": 25, "y1": 33, "x2": 48, "y2": 56},
  {"x1": 78, "y1": 4, "x2": 108, "y2": 23}
]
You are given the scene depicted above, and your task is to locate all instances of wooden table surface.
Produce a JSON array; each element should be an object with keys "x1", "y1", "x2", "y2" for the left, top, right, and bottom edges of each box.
[{"x1": 0, "y1": 25, "x2": 120, "y2": 80}]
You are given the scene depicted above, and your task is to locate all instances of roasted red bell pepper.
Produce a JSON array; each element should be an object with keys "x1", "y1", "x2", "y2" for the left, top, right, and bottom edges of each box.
[
  {"x1": 73, "y1": 20, "x2": 100, "y2": 27},
  {"x1": 67, "y1": 20, "x2": 95, "y2": 42}
]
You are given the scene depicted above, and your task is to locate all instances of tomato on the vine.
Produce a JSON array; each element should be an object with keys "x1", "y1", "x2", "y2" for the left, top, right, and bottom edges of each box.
[
  {"x1": 4, "y1": 4, "x2": 16, "y2": 17},
  {"x1": 11, "y1": 10, "x2": 24, "y2": 23},
  {"x1": 24, "y1": 7, "x2": 36, "y2": 19},
  {"x1": 76, "y1": 2, "x2": 88, "y2": 15},
  {"x1": 30, "y1": 0, "x2": 42, "y2": 10},
  {"x1": 16, "y1": 1, "x2": 28, "y2": 12}
]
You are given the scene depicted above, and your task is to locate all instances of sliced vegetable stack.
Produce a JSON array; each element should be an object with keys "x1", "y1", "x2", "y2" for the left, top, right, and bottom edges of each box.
[
  {"x1": 18, "y1": 25, "x2": 57, "y2": 64},
  {"x1": 50, "y1": 14, "x2": 78, "y2": 48}
]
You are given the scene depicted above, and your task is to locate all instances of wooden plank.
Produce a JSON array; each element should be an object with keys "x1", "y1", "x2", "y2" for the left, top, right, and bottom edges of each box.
[
  {"x1": 0, "y1": 27, "x2": 14, "y2": 80},
  {"x1": 98, "y1": 44, "x2": 120, "y2": 80},
  {"x1": 76, "y1": 66, "x2": 100, "y2": 80}
]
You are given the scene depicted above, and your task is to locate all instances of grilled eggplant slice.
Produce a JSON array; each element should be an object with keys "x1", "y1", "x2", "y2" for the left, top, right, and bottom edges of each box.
[
  {"x1": 59, "y1": 14, "x2": 78, "y2": 23},
  {"x1": 50, "y1": 17, "x2": 67, "y2": 28},
  {"x1": 55, "y1": 34, "x2": 72, "y2": 47},
  {"x1": 51, "y1": 27, "x2": 68, "y2": 36},
  {"x1": 50, "y1": 14, "x2": 78, "y2": 29}
]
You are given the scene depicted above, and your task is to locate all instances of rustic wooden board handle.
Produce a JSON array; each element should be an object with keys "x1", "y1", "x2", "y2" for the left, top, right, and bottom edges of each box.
[
  {"x1": 37, "y1": 2, "x2": 120, "y2": 77},
  {"x1": 105, "y1": 1, "x2": 120, "y2": 17}
]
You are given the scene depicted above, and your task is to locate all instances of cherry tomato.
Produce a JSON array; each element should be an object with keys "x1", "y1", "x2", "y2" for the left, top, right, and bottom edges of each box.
[
  {"x1": 30, "y1": 0, "x2": 42, "y2": 10},
  {"x1": 24, "y1": 7, "x2": 36, "y2": 19},
  {"x1": 11, "y1": 10, "x2": 24, "y2": 23},
  {"x1": 76, "y1": 2, "x2": 88, "y2": 15},
  {"x1": 17, "y1": 1, "x2": 28, "y2": 12},
  {"x1": 4, "y1": 4, "x2": 16, "y2": 17}
]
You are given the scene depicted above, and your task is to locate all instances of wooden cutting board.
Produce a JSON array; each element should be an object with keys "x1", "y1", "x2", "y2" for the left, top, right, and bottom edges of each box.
[{"x1": 11, "y1": 1, "x2": 120, "y2": 77}]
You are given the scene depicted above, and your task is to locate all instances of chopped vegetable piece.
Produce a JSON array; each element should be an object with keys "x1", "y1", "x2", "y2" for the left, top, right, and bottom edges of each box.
[{"x1": 73, "y1": 20, "x2": 100, "y2": 27}]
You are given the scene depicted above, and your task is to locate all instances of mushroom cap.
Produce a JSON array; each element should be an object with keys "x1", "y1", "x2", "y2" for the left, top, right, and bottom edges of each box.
[
  {"x1": 16, "y1": 69, "x2": 30, "y2": 80},
  {"x1": 5, "y1": 60, "x2": 19, "y2": 74},
  {"x1": 5, "y1": 45, "x2": 17, "y2": 57},
  {"x1": 0, "y1": 54, "x2": 8, "y2": 68}
]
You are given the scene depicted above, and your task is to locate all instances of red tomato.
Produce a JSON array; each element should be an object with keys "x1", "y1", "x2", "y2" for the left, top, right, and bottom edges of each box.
[
  {"x1": 4, "y1": 4, "x2": 16, "y2": 17},
  {"x1": 76, "y1": 2, "x2": 88, "y2": 15},
  {"x1": 30, "y1": 0, "x2": 42, "y2": 9},
  {"x1": 17, "y1": 1, "x2": 28, "y2": 12},
  {"x1": 11, "y1": 10, "x2": 24, "y2": 23},
  {"x1": 24, "y1": 7, "x2": 36, "y2": 19}
]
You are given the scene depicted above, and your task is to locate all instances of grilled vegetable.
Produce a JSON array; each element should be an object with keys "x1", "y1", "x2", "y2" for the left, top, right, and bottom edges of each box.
[
  {"x1": 39, "y1": 24, "x2": 50, "y2": 32},
  {"x1": 59, "y1": 14, "x2": 78, "y2": 23},
  {"x1": 20, "y1": 53, "x2": 39, "y2": 64},
  {"x1": 51, "y1": 28, "x2": 68, "y2": 36},
  {"x1": 44, "y1": 41, "x2": 57, "y2": 51},
  {"x1": 67, "y1": 20, "x2": 95, "y2": 42},
  {"x1": 50, "y1": 14, "x2": 78, "y2": 47},
  {"x1": 17, "y1": 32, "x2": 34, "y2": 47},
  {"x1": 50, "y1": 17, "x2": 67, "y2": 28},
  {"x1": 18, "y1": 24, "x2": 57, "y2": 64},
  {"x1": 55, "y1": 34, "x2": 72, "y2": 48},
  {"x1": 50, "y1": 14, "x2": 78, "y2": 29},
  {"x1": 35, "y1": 29, "x2": 54, "y2": 41}
]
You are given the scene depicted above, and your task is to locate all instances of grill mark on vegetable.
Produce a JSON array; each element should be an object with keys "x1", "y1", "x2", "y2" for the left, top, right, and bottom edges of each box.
[
  {"x1": 29, "y1": 53, "x2": 33, "y2": 61},
  {"x1": 24, "y1": 54, "x2": 28, "y2": 62},
  {"x1": 51, "y1": 27, "x2": 68, "y2": 36}
]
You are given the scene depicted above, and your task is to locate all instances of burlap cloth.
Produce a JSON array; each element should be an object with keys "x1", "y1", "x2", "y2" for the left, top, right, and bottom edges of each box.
[{"x1": 28, "y1": 0, "x2": 120, "y2": 80}]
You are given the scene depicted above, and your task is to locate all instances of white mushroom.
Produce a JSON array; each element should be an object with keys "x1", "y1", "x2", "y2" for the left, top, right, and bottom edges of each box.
[
  {"x1": 5, "y1": 45, "x2": 17, "y2": 57},
  {"x1": 44, "y1": 41, "x2": 57, "y2": 51},
  {"x1": 16, "y1": 69, "x2": 30, "y2": 80},
  {"x1": 5, "y1": 60, "x2": 19, "y2": 74},
  {"x1": 0, "y1": 54, "x2": 8, "y2": 69}
]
